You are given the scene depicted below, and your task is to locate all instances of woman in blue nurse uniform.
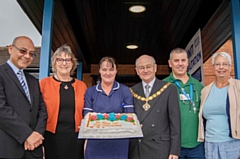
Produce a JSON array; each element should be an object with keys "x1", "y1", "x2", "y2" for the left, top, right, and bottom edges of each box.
[{"x1": 83, "y1": 56, "x2": 134, "y2": 159}]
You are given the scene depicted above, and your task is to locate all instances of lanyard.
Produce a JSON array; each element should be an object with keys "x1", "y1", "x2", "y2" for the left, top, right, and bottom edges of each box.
[
  {"x1": 174, "y1": 80, "x2": 197, "y2": 113},
  {"x1": 174, "y1": 80, "x2": 193, "y2": 103}
]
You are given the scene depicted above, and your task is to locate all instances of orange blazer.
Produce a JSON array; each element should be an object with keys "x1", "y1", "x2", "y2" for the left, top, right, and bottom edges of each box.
[{"x1": 40, "y1": 76, "x2": 87, "y2": 133}]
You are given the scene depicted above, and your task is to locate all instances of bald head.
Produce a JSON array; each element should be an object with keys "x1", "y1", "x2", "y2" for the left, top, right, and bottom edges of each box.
[
  {"x1": 135, "y1": 54, "x2": 157, "y2": 84},
  {"x1": 12, "y1": 36, "x2": 34, "y2": 46},
  {"x1": 135, "y1": 55, "x2": 156, "y2": 67},
  {"x1": 9, "y1": 36, "x2": 35, "y2": 69}
]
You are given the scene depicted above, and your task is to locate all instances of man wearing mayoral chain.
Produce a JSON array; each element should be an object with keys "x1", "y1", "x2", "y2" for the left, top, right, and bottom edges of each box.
[{"x1": 129, "y1": 55, "x2": 181, "y2": 159}]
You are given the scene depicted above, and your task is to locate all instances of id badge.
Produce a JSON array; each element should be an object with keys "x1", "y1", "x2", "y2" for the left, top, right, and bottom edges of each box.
[{"x1": 179, "y1": 94, "x2": 189, "y2": 100}]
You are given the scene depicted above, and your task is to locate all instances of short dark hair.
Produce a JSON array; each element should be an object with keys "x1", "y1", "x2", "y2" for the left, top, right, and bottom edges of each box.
[{"x1": 99, "y1": 56, "x2": 118, "y2": 69}]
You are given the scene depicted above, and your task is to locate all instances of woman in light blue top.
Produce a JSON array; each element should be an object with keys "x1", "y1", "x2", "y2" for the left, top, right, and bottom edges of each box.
[{"x1": 198, "y1": 52, "x2": 240, "y2": 159}]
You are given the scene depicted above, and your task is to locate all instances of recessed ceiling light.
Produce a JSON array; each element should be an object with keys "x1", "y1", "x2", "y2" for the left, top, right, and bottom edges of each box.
[
  {"x1": 129, "y1": 5, "x2": 146, "y2": 13},
  {"x1": 126, "y1": 45, "x2": 138, "y2": 49}
]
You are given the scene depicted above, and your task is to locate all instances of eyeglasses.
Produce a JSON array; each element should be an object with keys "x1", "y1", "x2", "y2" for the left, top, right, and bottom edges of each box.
[
  {"x1": 56, "y1": 58, "x2": 72, "y2": 64},
  {"x1": 12, "y1": 45, "x2": 36, "y2": 58},
  {"x1": 137, "y1": 64, "x2": 154, "y2": 71},
  {"x1": 213, "y1": 63, "x2": 230, "y2": 68}
]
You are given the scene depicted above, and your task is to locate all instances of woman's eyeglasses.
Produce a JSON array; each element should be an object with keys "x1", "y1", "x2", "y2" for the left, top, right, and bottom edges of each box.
[
  {"x1": 12, "y1": 45, "x2": 36, "y2": 58},
  {"x1": 213, "y1": 63, "x2": 230, "y2": 68},
  {"x1": 56, "y1": 58, "x2": 72, "y2": 64}
]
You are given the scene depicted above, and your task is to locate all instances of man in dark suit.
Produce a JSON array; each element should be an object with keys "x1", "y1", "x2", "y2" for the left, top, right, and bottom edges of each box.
[
  {"x1": 0, "y1": 36, "x2": 47, "y2": 159},
  {"x1": 129, "y1": 55, "x2": 181, "y2": 159}
]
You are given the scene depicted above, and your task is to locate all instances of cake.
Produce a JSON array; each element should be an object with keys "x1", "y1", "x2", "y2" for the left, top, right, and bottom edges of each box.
[{"x1": 78, "y1": 112, "x2": 143, "y2": 139}]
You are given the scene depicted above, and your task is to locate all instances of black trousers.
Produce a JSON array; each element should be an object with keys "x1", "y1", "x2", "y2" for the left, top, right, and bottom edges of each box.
[{"x1": 0, "y1": 151, "x2": 43, "y2": 159}]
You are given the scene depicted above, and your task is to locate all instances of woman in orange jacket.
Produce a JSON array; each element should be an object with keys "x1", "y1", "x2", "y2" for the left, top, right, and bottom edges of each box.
[{"x1": 40, "y1": 44, "x2": 87, "y2": 159}]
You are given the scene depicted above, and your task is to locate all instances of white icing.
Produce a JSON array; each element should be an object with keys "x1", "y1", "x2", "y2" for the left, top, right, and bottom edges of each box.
[{"x1": 78, "y1": 113, "x2": 143, "y2": 139}]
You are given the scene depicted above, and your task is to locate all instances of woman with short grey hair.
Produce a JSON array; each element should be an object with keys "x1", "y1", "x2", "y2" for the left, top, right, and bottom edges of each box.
[{"x1": 198, "y1": 52, "x2": 240, "y2": 159}]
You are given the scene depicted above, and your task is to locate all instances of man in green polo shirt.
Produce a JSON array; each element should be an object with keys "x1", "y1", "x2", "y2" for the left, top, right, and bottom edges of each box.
[{"x1": 163, "y1": 48, "x2": 204, "y2": 159}]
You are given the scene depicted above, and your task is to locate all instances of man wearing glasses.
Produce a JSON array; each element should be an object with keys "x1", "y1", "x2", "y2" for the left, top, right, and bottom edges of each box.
[
  {"x1": 164, "y1": 48, "x2": 204, "y2": 159},
  {"x1": 0, "y1": 36, "x2": 47, "y2": 159},
  {"x1": 129, "y1": 54, "x2": 180, "y2": 159}
]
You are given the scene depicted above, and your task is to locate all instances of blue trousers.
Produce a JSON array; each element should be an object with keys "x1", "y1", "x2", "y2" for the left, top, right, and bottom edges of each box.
[
  {"x1": 179, "y1": 142, "x2": 205, "y2": 159},
  {"x1": 205, "y1": 140, "x2": 240, "y2": 159}
]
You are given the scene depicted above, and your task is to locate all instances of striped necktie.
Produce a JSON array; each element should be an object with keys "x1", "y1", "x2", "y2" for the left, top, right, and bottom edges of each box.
[
  {"x1": 145, "y1": 85, "x2": 150, "y2": 97},
  {"x1": 17, "y1": 71, "x2": 31, "y2": 102}
]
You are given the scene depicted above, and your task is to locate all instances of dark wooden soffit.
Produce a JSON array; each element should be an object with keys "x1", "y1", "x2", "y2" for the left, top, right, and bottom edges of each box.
[
  {"x1": 201, "y1": 0, "x2": 231, "y2": 62},
  {"x1": 17, "y1": 0, "x2": 89, "y2": 72},
  {"x1": 62, "y1": 0, "x2": 223, "y2": 66},
  {"x1": 17, "y1": 0, "x2": 229, "y2": 75}
]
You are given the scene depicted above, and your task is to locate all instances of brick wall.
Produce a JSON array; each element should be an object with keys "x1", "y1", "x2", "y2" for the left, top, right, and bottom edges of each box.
[
  {"x1": 82, "y1": 73, "x2": 94, "y2": 88},
  {"x1": 0, "y1": 47, "x2": 41, "y2": 67},
  {"x1": 0, "y1": 47, "x2": 9, "y2": 64},
  {"x1": 90, "y1": 64, "x2": 169, "y2": 75},
  {"x1": 203, "y1": 38, "x2": 234, "y2": 86}
]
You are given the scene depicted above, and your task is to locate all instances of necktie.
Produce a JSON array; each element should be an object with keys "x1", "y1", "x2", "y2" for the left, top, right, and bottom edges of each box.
[
  {"x1": 17, "y1": 71, "x2": 31, "y2": 102},
  {"x1": 145, "y1": 85, "x2": 150, "y2": 97}
]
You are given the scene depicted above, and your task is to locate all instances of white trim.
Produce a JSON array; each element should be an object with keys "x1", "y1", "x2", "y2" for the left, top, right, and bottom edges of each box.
[
  {"x1": 96, "y1": 83, "x2": 102, "y2": 92},
  {"x1": 83, "y1": 108, "x2": 93, "y2": 111},
  {"x1": 123, "y1": 105, "x2": 134, "y2": 108},
  {"x1": 113, "y1": 82, "x2": 120, "y2": 90}
]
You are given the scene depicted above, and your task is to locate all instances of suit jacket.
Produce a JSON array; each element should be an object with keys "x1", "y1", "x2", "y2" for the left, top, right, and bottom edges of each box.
[
  {"x1": 129, "y1": 79, "x2": 181, "y2": 159},
  {"x1": 0, "y1": 63, "x2": 47, "y2": 158}
]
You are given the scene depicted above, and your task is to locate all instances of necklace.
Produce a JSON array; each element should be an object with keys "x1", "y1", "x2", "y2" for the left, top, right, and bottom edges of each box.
[
  {"x1": 130, "y1": 82, "x2": 171, "y2": 111},
  {"x1": 55, "y1": 74, "x2": 71, "y2": 90}
]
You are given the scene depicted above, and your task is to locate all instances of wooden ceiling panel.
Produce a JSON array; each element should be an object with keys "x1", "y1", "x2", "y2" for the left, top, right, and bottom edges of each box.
[
  {"x1": 17, "y1": 0, "x2": 43, "y2": 36},
  {"x1": 201, "y1": 1, "x2": 231, "y2": 61},
  {"x1": 17, "y1": 0, "x2": 230, "y2": 75},
  {"x1": 203, "y1": 23, "x2": 231, "y2": 61},
  {"x1": 168, "y1": 0, "x2": 198, "y2": 50}
]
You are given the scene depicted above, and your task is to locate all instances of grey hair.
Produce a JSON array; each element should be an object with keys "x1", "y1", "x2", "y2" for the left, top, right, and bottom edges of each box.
[
  {"x1": 169, "y1": 48, "x2": 187, "y2": 59},
  {"x1": 135, "y1": 55, "x2": 156, "y2": 67},
  {"x1": 211, "y1": 52, "x2": 232, "y2": 66},
  {"x1": 51, "y1": 44, "x2": 77, "y2": 75}
]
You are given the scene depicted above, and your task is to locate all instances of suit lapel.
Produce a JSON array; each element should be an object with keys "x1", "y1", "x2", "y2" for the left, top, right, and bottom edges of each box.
[
  {"x1": 24, "y1": 72, "x2": 33, "y2": 105},
  {"x1": 140, "y1": 79, "x2": 164, "y2": 122},
  {"x1": 4, "y1": 64, "x2": 31, "y2": 103},
  {"x1": 133, "y1": 83, "x2": 146, "y2": 121},
  {"x1": 148, "y1": 79, "x2": 163, "y2": 109}
]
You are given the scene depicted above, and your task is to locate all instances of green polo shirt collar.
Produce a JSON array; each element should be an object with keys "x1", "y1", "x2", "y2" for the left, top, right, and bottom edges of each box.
[{"x1": 167, "y1": 72, "x2": 196, "y2": 86}]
